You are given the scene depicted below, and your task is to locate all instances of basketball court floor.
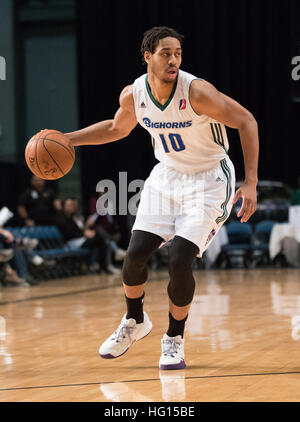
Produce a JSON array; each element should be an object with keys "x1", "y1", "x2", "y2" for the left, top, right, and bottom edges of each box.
[{"x1": 0, "y1": 267, "x2": 300, "y2": 402}]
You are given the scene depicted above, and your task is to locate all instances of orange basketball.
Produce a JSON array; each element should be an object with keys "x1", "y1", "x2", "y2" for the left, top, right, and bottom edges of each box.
[{"x1": 25, "y1": 129, "x2": 75, "y2": 180}]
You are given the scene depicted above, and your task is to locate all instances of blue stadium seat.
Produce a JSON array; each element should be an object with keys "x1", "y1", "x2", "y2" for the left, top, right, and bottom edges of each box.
[
  {"x1": 6, "y1": 225, "x2": 90, "y2": 279},
  {"x1": 250, "y1": 220, "x2": 276, "y2": 267},
  {"x1": 253, "y1": 220, "x2": 276, "y2": 249},
  {"x1": 221, "y1": 222, "x2": 253, "y2": 268}
]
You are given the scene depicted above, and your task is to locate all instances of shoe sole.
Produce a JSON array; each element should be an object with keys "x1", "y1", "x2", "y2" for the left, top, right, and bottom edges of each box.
[
  {"x1": 99, "y1": 326, "x2": 152, "y2": 359},
  {"x1": 159, "y1": 360, "x2": 186, "y2": 370}
]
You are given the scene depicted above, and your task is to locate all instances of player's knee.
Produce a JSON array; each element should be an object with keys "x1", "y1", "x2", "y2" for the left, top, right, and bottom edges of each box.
[
  {"x1": 168, "y1": 252, "x2": 191, "y2": 277},
  {"x1": 124, "y1": 243, "x2": 149, "y2": 268},
  {"x1": 122, "y1": 245, "x2": 149, "y2": 286},
  {"x1": 124, "y1": 230, "x2": 160, "y2": 267},
  {"x1": 167, "y1": 279, "x2": 195, "y2": 307},
  {"x1": 122, "y1": 231, "x2": 162, "y2": 287},
  {"x1": 168, "y1": 237, "x2": 199, "y2": 276},
  {"x1": 167, "y1": 250, "x2": 195, "y2": 306}
]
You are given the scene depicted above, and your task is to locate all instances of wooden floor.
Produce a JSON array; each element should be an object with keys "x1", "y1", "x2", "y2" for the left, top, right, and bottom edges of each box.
[{"x1": 0, "y1": 267, "x2": 300, "y2": 402}]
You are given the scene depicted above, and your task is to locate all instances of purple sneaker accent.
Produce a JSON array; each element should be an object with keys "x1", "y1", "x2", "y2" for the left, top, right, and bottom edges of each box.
[
  {"x1": 159, "y1": 334, "x2": 185, "y2": 369},
  {"x1": 99, "y1": 328, "x2": 152, "y2": 359},
  {"x1": 100, "y1": 348, "x2": 129, "y2": 359},
  {"x1": 159, "y1": 359, "x2": 186, "y2": 370},
  {"x1": 100, "y1": 354, "x2": 115, "y2": 359},
  {"x1": 99, "y1": 312, "x2": 152, "y2": 359}
]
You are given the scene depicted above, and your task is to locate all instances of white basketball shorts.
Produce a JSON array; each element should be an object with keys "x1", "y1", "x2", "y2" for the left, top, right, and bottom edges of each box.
[{"x1": 132, "y1": 157, "x2": 235, "y2": 258}]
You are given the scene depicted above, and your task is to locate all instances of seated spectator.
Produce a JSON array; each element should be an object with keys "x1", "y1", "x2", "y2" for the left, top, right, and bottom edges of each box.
[
  {"x1": 0, "y1": 205, "x2": 14, "y2": 228},
  {"x1": 17, "y1": 175, "x2": 61, "y2": 226},
  {"x1": 1, "y1": 263, "x2": 28, "y2": 286},
  {"x1": 55, "y1": 198, "x2": 120, "y2": 275},
  {"x1": 0, "y1": 248, "x2": 14, "y2": 263},
  {"x1": 0, "y1": 228, "x2": 30, "y2": 286},
  {"x1": 0, "y1": 207, "x2": 43, "y2": 284},
  {"x1": 88, "y1": 190, "x2": 126, "y2": 262}
]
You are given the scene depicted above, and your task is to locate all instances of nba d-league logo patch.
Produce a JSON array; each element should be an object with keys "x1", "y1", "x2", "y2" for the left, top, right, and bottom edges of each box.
[{"x1": 179, "y1": 99, "x2": 186, "y2": 110}]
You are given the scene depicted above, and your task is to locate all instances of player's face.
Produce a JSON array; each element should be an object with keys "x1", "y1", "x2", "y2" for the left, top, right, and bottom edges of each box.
[{"x1": 145, "y1": 37, "x2": 182, "y2": 83}]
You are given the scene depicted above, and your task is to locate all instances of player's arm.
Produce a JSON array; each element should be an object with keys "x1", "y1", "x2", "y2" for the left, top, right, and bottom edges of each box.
[
  {"x1": 190, "y1": 80, "x2": 259, "y2": 223},
  {"x1": 66, "y1": 85, "x2": 138, "y2": 146}
]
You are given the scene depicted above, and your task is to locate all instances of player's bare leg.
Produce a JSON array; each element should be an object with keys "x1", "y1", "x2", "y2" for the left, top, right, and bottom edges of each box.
[
  {"x1": 169, "y1": 299, "x2": 190, "y2": 321},
  {"x1": 123, "y1": 283, "x2": 145, "y2": 299}
]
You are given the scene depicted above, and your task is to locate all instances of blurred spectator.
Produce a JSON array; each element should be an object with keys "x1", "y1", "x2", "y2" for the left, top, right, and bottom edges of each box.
[
  {"x1": 89, "y1": 188, "x2": 133, "y2": 250},
  {"x1": 0, "y1": 205, "x2": 43, "y2": 285},
  {"x1": 0, "y1": 206, "x2": 14, "y2": 227},
  {"x1": 0, "y1": 248, "x2": 15, "y2": 288},
  {"x1": 0, "y1": 248, "x2": 14, "y2": 263},
  {"x1": 17, "y1": 175, "x2": 61, "y2": 226},
  {"x1": 1, "y1": 227, "x2": 42, "y2": 285},
  {"x1": 291, "y1": 176, "x2": 300, "y2": 205},
  {"x1": 0, "y1": 228, "x2": 30, "y2": 286},
  {"x1": 55, "y1": 198, "x2": 120, "y2": 274},
  {"x1": 71, "y1": 197, "x2": 85, "y2": 231},
  {"x1": 1, "y1": 263, "x2": 28, "y2": 287},
  {"x1": 88, "y1": 190, "x2": 126, "y2": 263}
]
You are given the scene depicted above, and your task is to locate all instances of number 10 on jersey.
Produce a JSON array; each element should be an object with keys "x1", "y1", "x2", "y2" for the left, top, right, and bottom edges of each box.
[{"x1": 159, "y1": 133, "x2": 186, "y2": 152}]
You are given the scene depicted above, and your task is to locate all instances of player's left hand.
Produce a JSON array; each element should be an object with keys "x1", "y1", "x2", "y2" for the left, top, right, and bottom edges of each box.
[{"x1": 232, "y1": 182, "x2": 257, "y2": 223}]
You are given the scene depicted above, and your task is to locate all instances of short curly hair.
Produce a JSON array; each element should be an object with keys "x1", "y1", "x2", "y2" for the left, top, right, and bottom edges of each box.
[{"x1": 141, "y1": 26, "x2": 184, "y2": 63}]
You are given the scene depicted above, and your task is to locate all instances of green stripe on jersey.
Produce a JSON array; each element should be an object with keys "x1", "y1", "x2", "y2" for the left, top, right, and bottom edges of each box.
[
  {"x1": 210, "y1": 123, "x2": 228, "y2": 153},
  {"x1": 145, "y1": 74, "x2": 178, "y2": 111},
  {"x1": 215, "y1": 158, "x2": 232, "y2": 224}
]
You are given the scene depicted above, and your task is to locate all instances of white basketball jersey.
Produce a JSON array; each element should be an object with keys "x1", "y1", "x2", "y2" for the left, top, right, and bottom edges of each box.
[{"x1": 132, "y1": 69, "x2": 229, "y2": 174}]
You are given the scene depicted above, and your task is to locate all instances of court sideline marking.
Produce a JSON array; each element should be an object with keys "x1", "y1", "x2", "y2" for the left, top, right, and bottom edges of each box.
[
  {"x1": 0, "y1": 283, "x2": 121, "y2": 307},
  {"x1": 0, "y1": 274, "x2": 169, "y2": 307},
  {"x1": 0, "y1": 370, "x2": 300, "y2": 392}
]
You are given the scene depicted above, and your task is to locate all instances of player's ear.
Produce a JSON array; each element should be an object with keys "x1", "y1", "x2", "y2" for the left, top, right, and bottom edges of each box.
[{"x1": 144, "y1": 51, "x2": 151, "y2": 64}]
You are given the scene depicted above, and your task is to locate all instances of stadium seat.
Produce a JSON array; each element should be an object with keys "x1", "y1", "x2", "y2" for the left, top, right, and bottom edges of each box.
[
  {"x1": 220, "y1": 222, "x2": 253, "y2": 268},
  {"x1": 6, "y1": 226, "x2": 90, "y2": 280},
  {"x1": 250, "y1": 220, "x2": 276, "y2": 267}
]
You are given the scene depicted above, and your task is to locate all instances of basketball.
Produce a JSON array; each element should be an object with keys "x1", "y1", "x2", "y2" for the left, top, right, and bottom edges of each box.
[{"x1": 25, "y1": 129, "x2": 75, "y2": 180}]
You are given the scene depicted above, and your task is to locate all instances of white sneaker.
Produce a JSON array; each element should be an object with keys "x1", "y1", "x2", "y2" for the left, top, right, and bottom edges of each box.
[
  {"x1": 99, "y1": 312, "x2": 152, "y2": 359},
  {"x1": 159, "y1": 334, "x2": 186, "y2": 370}
]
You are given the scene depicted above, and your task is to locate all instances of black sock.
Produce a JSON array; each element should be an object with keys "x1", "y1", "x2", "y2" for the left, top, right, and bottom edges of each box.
[
  {"x1": 125, "y1": 293, "x2": 145, "y2": 324},
  {"x1": 167, "y1": 312, "x2": 188, "y2": 338}
]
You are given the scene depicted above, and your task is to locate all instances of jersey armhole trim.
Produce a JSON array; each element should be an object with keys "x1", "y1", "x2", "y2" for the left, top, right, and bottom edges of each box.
[
  {"x1": 132, "y1": 80, "x2": 141, "y2": 122},
  {"x1": 188, "y1": 78, "x2": 204, "y2": 117}
]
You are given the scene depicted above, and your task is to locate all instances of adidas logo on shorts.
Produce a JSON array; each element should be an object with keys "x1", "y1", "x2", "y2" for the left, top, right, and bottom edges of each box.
[
  {"x1": 140, "y1": 102, "x2": 146, "y2": 108},
  {"x1": 216, "y1": 177, "x2": 224, "y2": 183}
]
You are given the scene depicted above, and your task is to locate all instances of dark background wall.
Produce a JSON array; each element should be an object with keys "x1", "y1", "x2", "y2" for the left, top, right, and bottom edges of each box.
[
  {"x1": 77, "y1": 0, "x2": 300, "y2": 214},
  {"x1": 0, "y1": 0, "x2": 81, "y2": 211},
  {"x1": 1, "y1": 0, "x2": 299, "y2": 217}
]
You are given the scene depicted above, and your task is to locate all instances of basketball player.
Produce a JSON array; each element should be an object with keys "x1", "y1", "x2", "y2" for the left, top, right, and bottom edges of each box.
[{"x1": 66, "y1": 27, "x2": 259, "y2": 370}]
